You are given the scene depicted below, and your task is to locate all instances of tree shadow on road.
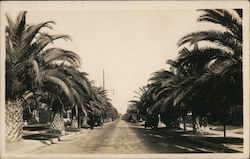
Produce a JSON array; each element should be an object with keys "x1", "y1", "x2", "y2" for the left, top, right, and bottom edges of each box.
[
  {"x1": 129, "y1": 124, "x2": 242, "y2": 153},
  {"x1": 23, "y1": 134, "x2": 60, "y2": 140},
  {"x1": 195, "y1": 136, "x2": 243, "y2": 145}
]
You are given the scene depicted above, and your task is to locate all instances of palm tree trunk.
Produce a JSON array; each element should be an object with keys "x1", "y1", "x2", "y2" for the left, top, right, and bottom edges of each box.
[
  {"x1": 71, "y1": 116, "x2": 78, "y2": 128},
  {"x1": 223, "y1": 109, "x2": 227, "y2": 137},
  {"x1": 71, "y1": 106, "x2": 78, "y2": 128},
  {"x1": 5, "y1": 99, "x2": 23, "y2": 142},
  {"x1": 78, "y1": 113, "x2": 82, "y2": 129},
  {"x1": 50, "y1": 108, "x2": 65, "y2": 134},
  {"x1": 82, "y1": 116, "x2": 88, "y2": 128},
  {"x1": 192, "y1": 112, "x2": 204, "y2": 135},
  {"x1": 183, "y1": 116, "x2": 186, "y2": 133},
  {"x1": 223, "y1": 123, "x2": 226, "y2": 137},
  {"x1": 192, "y1": 113, "x2": 196, "y2": 135}
]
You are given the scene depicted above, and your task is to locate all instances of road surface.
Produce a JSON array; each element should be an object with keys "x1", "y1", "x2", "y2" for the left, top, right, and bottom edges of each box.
[{"x1": 34, "y1": 120, "x2": 221, "y2": 154}]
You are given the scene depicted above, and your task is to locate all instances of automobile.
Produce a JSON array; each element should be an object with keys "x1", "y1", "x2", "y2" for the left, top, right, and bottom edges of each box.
[
  {"x1": 144, "y1": 114, "x2": 159, "y2": 129},
  {"x1": 94, "y1": 115, "x2": 104, "y2": 127}
]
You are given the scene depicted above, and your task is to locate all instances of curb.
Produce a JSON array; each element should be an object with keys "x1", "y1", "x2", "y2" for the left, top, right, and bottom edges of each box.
[
  {"x1": 59, "y1": 133, "x2": 78, "y2": 141},
  {"x1": 44, "y1": 140, "x2": 52, "y2": 145},
  {"x1": 29, "y1": 130, "x2": 87, "y2": 148},
  {"x1": 54, "y1": 130, "x2": 86, "y2": 142},
  {"x1": 51, "y1": 138, "x2": 59, "y2": 144},
  {"x1": 23, "y1": 129, "x2": 50, "y2": 137}
]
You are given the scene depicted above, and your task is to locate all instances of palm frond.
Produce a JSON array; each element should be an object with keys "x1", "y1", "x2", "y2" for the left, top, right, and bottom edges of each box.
[
  {"x1": 149, "y1": 98, "x2": 165, "y2": 114},
  {"x1": 197, "y1": 9, "x2": 242, "y2": 41},
  {"x1": 31, "y1": 59, "x2": 41, "y2": 84},
  {"x1": 159, "y1": 94, "x2": 174, "y2": 113},
  {"x1": 41, "y1": 48, "x2": 81, "y2": 68},
  {"x1": 42, "y1": 75, "x2": 73, "y2": 102},
  {"x1": 177, "y1": 30, "x2": 241, "y2": 54},
  {"x1": 57, "y1": 65, "x2": 91, "y2": 96},
  {"x1": 149, "y1": 69, "x2": 174, "y2": 82},
  {"x1": 16, "y1": 21, "x2": 55, "y2": 62},
  {"x1": 33, "y1": 33, "x2": 71, "y2": 55},
  {"x1": 172, "y1": 77, "x2": 196, "y2": 107}
]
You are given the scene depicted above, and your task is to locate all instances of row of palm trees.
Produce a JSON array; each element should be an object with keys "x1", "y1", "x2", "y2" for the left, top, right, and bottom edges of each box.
[
  {"x1": 125, "y1": 9, "x2": 243, "y2": 136},
  {"x1": 5, "y1": 11, "x2": 118, "y2": 142}
]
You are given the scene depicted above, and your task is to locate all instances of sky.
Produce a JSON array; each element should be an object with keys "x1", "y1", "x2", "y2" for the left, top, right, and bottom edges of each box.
[{"x1": 6, "y1": 10, "x2": 217, "y2": 114}]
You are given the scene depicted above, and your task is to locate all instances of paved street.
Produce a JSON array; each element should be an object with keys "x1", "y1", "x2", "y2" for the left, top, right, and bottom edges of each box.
[{"x1": 32, "y1": 120, "x2": 226, "y2": 154}]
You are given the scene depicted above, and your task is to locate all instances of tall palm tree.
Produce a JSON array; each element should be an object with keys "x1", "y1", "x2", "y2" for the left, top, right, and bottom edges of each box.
[
  {"x1": 89, "y1": 86, "x2": 118, "y2": 121},
  {"x1": 147, "y1": 64, "x2": 189, "y2": 129},
  {"x1": 5, "y1": 11, "x2": 86, "y2": 140},
  {"x1": 177, "y1": 9, "x2": 242, "y2": 136},
  {"x1": 133, "y1": 86, "x2": 150, "y2": 117},
  {"x1": 125, "y1": 9, "x2": 242, "y2": 136},
  {"x1": 43, "y1": 66, "x2": 92, "y2": 132},
  {"x1": 5, "y1": 11, "x2": 55, "y2": 141}
]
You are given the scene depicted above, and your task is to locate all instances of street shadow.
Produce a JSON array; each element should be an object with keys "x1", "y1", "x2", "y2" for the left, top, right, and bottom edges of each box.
[
  {"x1": 23, "y1": 126, "x2": 49, "y2": 131},
  {"x1": 129, "y1": 123, "x2": 241, "y2": 153},
  {"x1": 195, "y1": 136, "x2": 243, "y2": 145},
  {"x1": 129, "y1": 125, "x2": 205, "y2": 153},
  {"x1": 23, "y1": 134, "x2": 60, "y2": 140},
  {"x1": 157, "y1": 127, "x2": 197, "y2": 135}
]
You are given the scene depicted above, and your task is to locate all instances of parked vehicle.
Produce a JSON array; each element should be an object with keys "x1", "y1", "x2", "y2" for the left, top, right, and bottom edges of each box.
[
  {"x1": 144, "y1": 114, "x2": 159, "y2": 129},
  {"x1": 87, "y1": 115, "x2": 95, "y2": 129},
  {"x1": 94, "y1": 115, "x2": 104, "y2": 127}
]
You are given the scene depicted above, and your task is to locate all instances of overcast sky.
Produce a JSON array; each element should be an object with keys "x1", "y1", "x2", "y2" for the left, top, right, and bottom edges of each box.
[{"x1": 7, "y1": 10, "x2": 219, "y2": 114}]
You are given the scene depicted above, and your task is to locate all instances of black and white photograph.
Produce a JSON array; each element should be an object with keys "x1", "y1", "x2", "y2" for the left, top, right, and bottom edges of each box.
[{"x1": 0, "y1": 1, "x2": 249, "y2": 159}]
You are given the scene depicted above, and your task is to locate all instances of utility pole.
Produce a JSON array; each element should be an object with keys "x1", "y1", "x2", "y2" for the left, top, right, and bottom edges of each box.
[
  {"x1": 102, "y1": 69, "x2": 105, "y2": 90},
  {"x1": 102, "y1": 69, "x2": 115, "y2": 95}
]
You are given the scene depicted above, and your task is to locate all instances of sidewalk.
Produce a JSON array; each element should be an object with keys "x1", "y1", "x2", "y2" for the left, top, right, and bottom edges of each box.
[
  {"x1": 6, "y1": 121, "x2": 117, "y2": 154},
  {"x1": 6, "y1": 127, "x2": 91, "y2": 154},
  {"x1": 180, "y1": 123, "x2": 243, "y2": 138}
]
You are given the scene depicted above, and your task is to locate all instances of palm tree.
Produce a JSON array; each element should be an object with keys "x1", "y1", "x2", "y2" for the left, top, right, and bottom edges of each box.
[
  {"x1": 5, "y1": 11, "x2": 55, "y2": 141},
  {"x1": 125, "y1": 100, "x2": 141, "y2": 123},
  {"x1": 5, "y1": 11, "x2": 86, "y2": 140},
  {"x1": 133, "y1": 86, "x2": 150, "y2": 118},
  {"x1": 147, "y1": 65, "x2": 189, "y2": 129},
  {"x1": 177, "y1": 9, "x2": 242, "y2": 136},
  {"x1": 89, "y1": 86, "x2": 118, "y2": 121},
  {"x1": 125, "y1": 9, "x2": 242, "y2": 136},
  {"x1": 44, "y1": 67, "x2": 92, "y2": 132}
]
